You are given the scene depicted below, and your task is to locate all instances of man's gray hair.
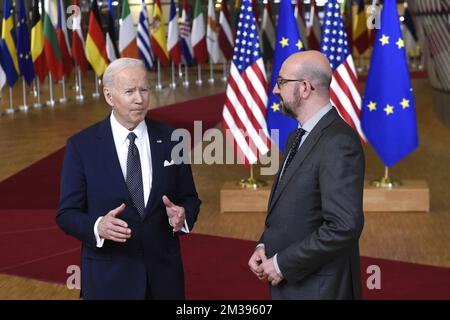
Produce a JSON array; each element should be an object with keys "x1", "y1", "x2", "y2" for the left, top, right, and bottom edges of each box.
[{"x1": 102, "y1": 58, "x2": 148, "y2": 88}]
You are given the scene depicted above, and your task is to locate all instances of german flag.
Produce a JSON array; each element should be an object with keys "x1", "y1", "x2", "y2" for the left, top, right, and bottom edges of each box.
[
  {"x1": 85, "y1": 0, "x2": 108, "y2": 76},
  {"x1": 31, "y1": 0, "x2": 48, "y2": 82}
]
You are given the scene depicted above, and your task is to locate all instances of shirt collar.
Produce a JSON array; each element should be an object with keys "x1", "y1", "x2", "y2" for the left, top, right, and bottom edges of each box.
[
  {"x1": 299, "y1": 102, "x2": 333, "y2": 133},
  {"x1": 110, "y1": 111, "x2": 147, "y2": 145}
]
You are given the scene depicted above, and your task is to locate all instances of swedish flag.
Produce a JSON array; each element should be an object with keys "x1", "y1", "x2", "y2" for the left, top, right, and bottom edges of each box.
[
  {"x1": 361, "y1": 0, "x2": 418, "y2": 167},
  {"x1": 1, "y1": 0, "x2": 20, "y2": 87},
  {"x1": 266, "y1": 0, "x2": 304, "y2": 152}
]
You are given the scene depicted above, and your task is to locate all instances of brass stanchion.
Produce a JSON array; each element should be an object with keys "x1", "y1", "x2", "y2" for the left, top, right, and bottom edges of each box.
[
  {"x1": 238, "y1": 164, "x2": 267, "y2": 189},
  {"x1": 371, "y1": 166, "x2": 401, "y2": 188}
]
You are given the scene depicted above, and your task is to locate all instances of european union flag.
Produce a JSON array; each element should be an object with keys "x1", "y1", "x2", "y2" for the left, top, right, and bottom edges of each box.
[
  {"x1": 17, "y1": 0, "x2": 35, "y2": 85},
  {"x1": 361, "y1": 0, "x2": 418, "y2": 167},
  {"x1": 0, "y1": 0, "x2": 20, "y2": 87},
  {"x1": 266, "y1": 0, "x2": 304, "y2": 152}
]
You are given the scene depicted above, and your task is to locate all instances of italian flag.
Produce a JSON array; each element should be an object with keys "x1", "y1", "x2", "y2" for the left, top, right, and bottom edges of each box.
[
  {"x1": 191, "y1": 0, "x2": 208, "y2": 64},
  {"x1": 119, "y1": 0, "x2": 139, "y2": 58},
  {"x1": 43, "y1": 0, "x2": 64, "y2": 81}
]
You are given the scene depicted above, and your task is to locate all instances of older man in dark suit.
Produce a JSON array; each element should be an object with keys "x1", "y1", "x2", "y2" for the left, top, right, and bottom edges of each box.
[
  {"x1": 248, "y1": 51, "x2": 365, "y2": 300},
  {"x1": 57, "y1": 58, "x2": 201, "y2": 299}
]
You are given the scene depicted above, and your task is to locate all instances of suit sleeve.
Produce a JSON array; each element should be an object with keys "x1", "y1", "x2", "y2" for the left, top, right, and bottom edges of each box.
[
  {"x1": 276, "y1": 133, "x2": 365, "y2": 282},
  {"x1": 56, "y1": 138, "x2": 98, "y2": 248},
  {"x1": 175, "y1": 161, "x2": 201, "y2": 233}
]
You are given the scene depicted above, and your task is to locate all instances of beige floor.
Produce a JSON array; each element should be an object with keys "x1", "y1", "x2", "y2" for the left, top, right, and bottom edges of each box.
[{"x1": 0, "y1": 71, "x2": 449, "y2": 299}]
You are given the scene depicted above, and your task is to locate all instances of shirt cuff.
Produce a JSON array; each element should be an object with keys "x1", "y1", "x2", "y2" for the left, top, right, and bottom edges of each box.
[
  {"x1": 181, "y1": 219, "x2": 190, "y2": 233},
  {"x1": 256, "y1": 243, "x2": 265, "y2": 249},
  {"x1": 94, "y1": 216, "x2": 105, "y2": 248},
  {"x1": 168, "y1": 217, "x2": 190, "y2": 234},
  {"x1": 273, "y1": 253, "x2": 283, "y2": 277}
]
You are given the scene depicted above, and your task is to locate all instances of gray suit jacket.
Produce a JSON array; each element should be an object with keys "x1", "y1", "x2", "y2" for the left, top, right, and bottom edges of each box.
[{"x1": 260, "y1": 108, "x2": 365, "y2": 300}]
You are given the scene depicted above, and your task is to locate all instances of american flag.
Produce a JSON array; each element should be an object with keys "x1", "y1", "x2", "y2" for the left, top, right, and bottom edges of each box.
[
  {"x1": 222, "y1": 0, "x2": 270, "y2": 164},
  {"x1": 321, "y1": 0, "x2": 366, "y2": 141}
]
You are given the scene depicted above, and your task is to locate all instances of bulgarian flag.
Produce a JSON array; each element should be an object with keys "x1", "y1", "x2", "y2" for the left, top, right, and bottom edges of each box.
[
  {"x1": 191, "y1": 0, "x2": 207, "y2": 64},
  {"x1": 119, "y1": 0, "x2": 139, "y2": 58},
  {"x1": 150, "y1": 0, "x2": 169, "y2": 67},
  {"x1": 43, "y1": 0, "x2": 64, "y2": 81}
]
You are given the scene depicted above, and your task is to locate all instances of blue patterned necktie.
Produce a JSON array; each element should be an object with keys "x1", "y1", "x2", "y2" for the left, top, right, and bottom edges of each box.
[{"x1": 126, "y1": 132, "x2": 145, "y2": 215}]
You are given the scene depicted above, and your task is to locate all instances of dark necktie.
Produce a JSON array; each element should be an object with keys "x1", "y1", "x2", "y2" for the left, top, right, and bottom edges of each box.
[
  {"x1": 126, "y1": 132, "x2": 145, "y2": 215},
  {"x1": 279, "y1": 128, "x2": 306, "y2": 181}
]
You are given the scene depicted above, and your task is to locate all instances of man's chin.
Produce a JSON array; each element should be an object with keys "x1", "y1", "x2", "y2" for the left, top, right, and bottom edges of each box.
[{"x1": 281, "y1": 106, "x2": 297, "y2": 120}]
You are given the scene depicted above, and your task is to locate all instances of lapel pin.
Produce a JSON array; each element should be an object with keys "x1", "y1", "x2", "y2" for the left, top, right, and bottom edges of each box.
[{"x1": 156, "y1": 140, "x2": 162, "y2": 144}]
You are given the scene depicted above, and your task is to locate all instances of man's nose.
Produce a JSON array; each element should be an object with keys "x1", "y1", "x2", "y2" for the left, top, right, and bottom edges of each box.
[
  {"x1": 134, "y1": 91, "x2": 143, "y2": 103},
  {"x1": 272, "y1": 84, "x2": 280, "y2": 95}
]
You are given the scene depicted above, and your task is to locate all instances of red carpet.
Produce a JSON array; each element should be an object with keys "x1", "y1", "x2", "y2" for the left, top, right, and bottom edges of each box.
[
  {"x1": 1, "y1": 210, "x2": 450, "y2": 299},
  {"x1": 147, "y1": 93, "x2": 225, "y2": 137}
]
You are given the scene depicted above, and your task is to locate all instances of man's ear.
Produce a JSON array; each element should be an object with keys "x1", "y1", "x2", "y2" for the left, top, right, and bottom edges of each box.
[
  {"x1": 103, "y1": 88, "x2": 114, "y2": 107},
  {"x1": 302, "y1": 82, "x2": 314, "y2": 99}
]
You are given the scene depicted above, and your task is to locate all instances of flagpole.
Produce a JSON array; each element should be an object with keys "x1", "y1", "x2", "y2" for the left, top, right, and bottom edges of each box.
[
  {"x1": 357, "y1": 54, "x2": 364, "y2": 73},
  {"x1": 170, "y1": 61, "x2": 177, "y2": 89},
  {"x1": 76, "y1": 65, "x2": 84, "y2": 102},
  {"x1": 239, "y1": 164, "x2": 267, "y2": 189},
  {"x1": 178, "y1": 64, "x2": 183, "y2": 78},
  {"x1": 196, "y1": 64, "x2": 203, "y2": 86},
  {"x1": 60, "y1": 76, "x2": 68, "y2": 103},
  {"x1": 47, "y1": 72, "x2": 56, "y2": 107},
  {"x1": 155, "y1": 61, "x2": 163, "y2": 91},
  {"x1": 19, "y1": 78, "x2": 29, "y2": 112},
  {"x1": 208, "y1": 61, "x2": 215, "y2": 84},
  {"x1": 221, "y1": 61, "x2": 227, "y2": 82},
  {"x1": 182, "y1": 63, "x2": 189, "y2": 87},
  {"x1": 32, "y1": 80, "x2": 38, "y2": 98},
  {"x1": 33, "y1": 79, "x2": 43, "y2": 108},
  {"x1": 371, "y1": 166, "x2": 401, "y2": 188},
  {"x1": 73, "y1": 68, "x2": 80, "y2": 92},
  {"x1": 5, "y1": 87, "x2": 15, "y2": 114},
  {"x1": 92, "y1": 74, "x2": 100, "y2": 98}
]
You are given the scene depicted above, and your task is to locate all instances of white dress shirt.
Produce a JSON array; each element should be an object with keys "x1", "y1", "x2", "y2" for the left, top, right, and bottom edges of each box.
[{"x1": 94, "y1": 112, "x2": 187, "y2": 247}]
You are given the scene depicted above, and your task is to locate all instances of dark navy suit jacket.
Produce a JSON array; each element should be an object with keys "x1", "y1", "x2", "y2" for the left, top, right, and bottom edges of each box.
[{"x1": 57, "y1": 116, "x2": 201, "y2": 299}]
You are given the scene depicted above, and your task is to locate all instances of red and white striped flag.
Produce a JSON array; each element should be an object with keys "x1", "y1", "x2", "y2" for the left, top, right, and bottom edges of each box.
[
  {"x1": 218, "y1": 0, "x2": 234, "y2": 60},
  {"x1": 222, "y1": 0, "x2": 270, "y2": 165},
  {"x1": 321, "y1": 0, "x2": 366, "y2": 141}
]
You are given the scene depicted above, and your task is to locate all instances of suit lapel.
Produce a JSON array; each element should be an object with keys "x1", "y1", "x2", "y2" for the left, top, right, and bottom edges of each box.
[
  {"x1": 268, "y1": 108, "x2": 338, "y2": 213},
  {"x1": 143, "y1": 119, "x2": 166, "y2": 220},
  {"x1": 96, "y1": 116, "x2": 138, "y2": 220}
]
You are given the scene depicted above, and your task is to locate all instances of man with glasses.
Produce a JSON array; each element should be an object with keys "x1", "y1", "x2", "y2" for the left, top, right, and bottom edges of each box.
[{"x1": 249, "y1": 51, "x2": 365, "y2": 299}]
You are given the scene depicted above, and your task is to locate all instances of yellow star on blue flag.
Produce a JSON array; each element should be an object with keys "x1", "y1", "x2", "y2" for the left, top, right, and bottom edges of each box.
[
  {"x1": 17, "y1": 0, "x2": 35, "y2": 85},
  {"x1": 361, "y1": 0, "x2": 418, "y2": 167}
]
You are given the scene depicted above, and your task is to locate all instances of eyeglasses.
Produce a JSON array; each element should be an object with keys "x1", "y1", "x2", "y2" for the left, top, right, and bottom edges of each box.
[{"x1": 276, "y1": 77, "x2": 315, "y2": 91}]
